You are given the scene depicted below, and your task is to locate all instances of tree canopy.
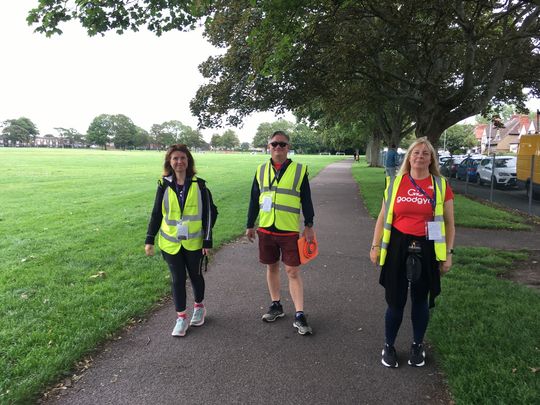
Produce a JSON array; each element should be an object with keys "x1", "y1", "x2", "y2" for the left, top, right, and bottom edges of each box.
[
  {"x1": 28, "y1": 1, "x2": 540, "y2": 146},
  {"x1": 1, "y1": 117, "x2": 39, "y2": 145}
]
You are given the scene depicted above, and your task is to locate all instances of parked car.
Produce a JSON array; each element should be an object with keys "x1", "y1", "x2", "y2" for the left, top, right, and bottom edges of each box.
[
  {"x1": 477, "y1": 156, "x2": 517, "y2": 187},
  {"x1": 438, "y1": 155, "x2": 452, "y2": 166},
  {"x1": 456, "y1": 155, "x2": 484, "y2": 182},
  {"x1": 440, "y1": 156, "x2": 466, "y2": 178}
]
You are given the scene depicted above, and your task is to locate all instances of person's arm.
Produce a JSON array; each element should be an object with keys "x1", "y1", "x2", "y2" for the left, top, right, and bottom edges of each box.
[
  {"x1": 246, "y1": 175, "x2": 260, "y2": 242},
  {"x1": 370, "y1": 200, "x2": 386, "y2": 265},
  {"x1": 299, "y1": 173, "x2": 315, "y2": 242},
  {"x1": 440, "y1": 199, "x2": 455, "y2": 274},
  {"x1": 201, "y1": 182, "x2": 217, "y2": 250},
  {"x1": 145, "y1": 182, "x2": 165, "y2": 256}
]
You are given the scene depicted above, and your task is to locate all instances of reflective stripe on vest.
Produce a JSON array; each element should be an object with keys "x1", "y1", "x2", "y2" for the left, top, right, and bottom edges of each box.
[
  {"x1": 379, "y1": 175, "x2": 447, "y2": 265},
  {"x1": 256, "y1": 161, "x2": 306, "y2": 232},
  {"x1": 158, "y1": 177, "x2": 203, "y2": 253}
]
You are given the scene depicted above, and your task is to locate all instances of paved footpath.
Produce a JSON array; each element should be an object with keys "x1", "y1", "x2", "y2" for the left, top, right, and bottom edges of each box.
[{"x1": 47, "y1": 160, "x2": 459, "y2": 404}]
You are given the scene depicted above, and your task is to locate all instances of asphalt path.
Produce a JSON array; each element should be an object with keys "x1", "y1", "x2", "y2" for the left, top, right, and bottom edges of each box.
[
  {"x1": 447, "y1": 177, "x2": 540, "y2": 217},
  {"x1": 45, "y1": 160, "x2": 451, "y2": 405}
]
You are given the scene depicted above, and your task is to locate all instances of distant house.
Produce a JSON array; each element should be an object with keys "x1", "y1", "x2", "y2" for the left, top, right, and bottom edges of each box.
[
  {"x1": 475, "y1": 124, "x2": 487, "y2": 144},
  {"x1": 35, "y1": 134, "x2": 60, "y2": 147},
  {"x1": 479, "y1": 114, "x2": 535, "y2": 154}
]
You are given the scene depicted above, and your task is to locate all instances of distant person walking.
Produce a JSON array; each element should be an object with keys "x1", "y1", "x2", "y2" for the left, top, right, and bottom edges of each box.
[
  {"x1": 369, "y1": 137, "x2": 455, "y2": 368},
  {"x1": 246, "y1": 131, "x2": 316, "y2": 335},
  {"x1": 145, "y1": 144, "x2": 218, "y2": 337},
  {"x1": 385, "y1": 144, "x2": 399, "y2": 177}
]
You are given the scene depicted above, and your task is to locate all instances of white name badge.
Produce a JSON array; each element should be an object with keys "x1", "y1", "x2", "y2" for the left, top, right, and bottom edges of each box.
[
  {"x1": 262, "y1": 196, "x2": 273, "y2": 212},
  {"x1": 177, "y1": 222, "x2": 189, "y2": 239},
  {"x1": 427, "y1": 221, "x2": 442, "y2": 241}
]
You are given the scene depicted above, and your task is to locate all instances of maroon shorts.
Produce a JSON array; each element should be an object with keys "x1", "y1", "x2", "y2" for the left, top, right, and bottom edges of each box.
[{"x1": 257, "y1": 230, "x2": 301, "y2": 267}]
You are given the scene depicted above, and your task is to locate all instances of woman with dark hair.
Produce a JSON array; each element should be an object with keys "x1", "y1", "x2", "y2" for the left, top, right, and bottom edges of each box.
[
  {"x1": 145, "y1": 144, "x2": 218, "y2": 337},
  {"x1": 370, "y1": 137, "x2": 455, "y2": 368}
]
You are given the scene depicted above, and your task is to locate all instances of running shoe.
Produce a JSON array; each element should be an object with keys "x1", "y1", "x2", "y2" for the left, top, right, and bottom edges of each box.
[
  {"x1": 262, "y1": 303, "x2": 285, "y2": 322},
  {"x1": 190, "y1": 306, "x2": 206, "y2": 326},
  {"x1": 381, "y1": 344, "x2": 398, "y2": 368},
  {"x1": 293, "y1": 313, "x2": 313, "y2": 335},
  {"x1": 171, "y1": 317, "x2": 189, "y2": 337},
  {"x1": 408, "y1": 342, "x2": 426, "y2": 367}
]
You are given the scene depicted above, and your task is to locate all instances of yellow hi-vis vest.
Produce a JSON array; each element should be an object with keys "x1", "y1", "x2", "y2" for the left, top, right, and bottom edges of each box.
[
  {"x1": 256, "y1": 161, "x2": 307, "y2": 232},
  {"x1": 380, "y1": 175, "x2": 447, "y2": 266},
  {"x1": 158, "y1": 176, "x2": 203, "y2": 254}
]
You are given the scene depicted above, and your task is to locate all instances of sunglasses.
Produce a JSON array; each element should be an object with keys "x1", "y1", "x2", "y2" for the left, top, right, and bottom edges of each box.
[{"x1": 270, "y1": 141, "x2": 288, "y2": 148}]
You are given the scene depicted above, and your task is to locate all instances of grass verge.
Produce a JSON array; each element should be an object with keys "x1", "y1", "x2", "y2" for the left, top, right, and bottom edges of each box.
[
  {"x1": 429, "y1": 248, "x2": 539, "y2": 404},
  {"x1": 351, "y1": 160, "x2": 530, "y2": 230}
]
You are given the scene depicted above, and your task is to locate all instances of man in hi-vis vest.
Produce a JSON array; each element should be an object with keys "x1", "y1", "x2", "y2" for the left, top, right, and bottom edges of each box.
[{"x1": 246, "y1": 131, "x2": 316, "y2": 335}]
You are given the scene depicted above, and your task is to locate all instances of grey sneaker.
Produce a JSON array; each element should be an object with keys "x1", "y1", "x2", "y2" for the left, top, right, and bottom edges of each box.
[
  {"x1": 262, "y1": 303, "x2": 285, "y2": 322},
  {"x1": 190, "y1": 306, "x2": 206, "y2": 326},
  {"x1": 171, "y1": 317, "x2": 188, "y2": 337},
  {"x1": 293, "y1": 314, "x2": 313, "y2": 335},
  {"x1": 381, "y1": 344, "x2": 398, "y2": 368},
  {"x1": 408, "y1": 343, "x2": 426, "y2": 367}
]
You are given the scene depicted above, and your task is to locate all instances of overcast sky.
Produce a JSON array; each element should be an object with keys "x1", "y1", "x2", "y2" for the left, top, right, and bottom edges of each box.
[
  {"x1": 0, "y1": 1, "x2": 291, "y2": 143},
  {"x1": 1, "y1": 2, "x2": 539, "y2": 144}
]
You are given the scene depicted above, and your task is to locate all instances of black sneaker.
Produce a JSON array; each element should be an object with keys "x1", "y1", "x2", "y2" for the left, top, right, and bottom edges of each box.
[
  {"x1": 408, "y1": 343, "x2": 426, "y2": 367},
  {"x1": 381, "y1": 344, "x2": 398, "y2": 368},
  {"x1": 293, "y1": 313, "x2": 313, "y2": 335},
  {"x1": 262, "y1": 303, "x2": 285, "y2": 322}
]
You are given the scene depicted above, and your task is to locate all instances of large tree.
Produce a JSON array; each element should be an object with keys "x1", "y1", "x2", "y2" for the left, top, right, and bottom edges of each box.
[
  {"x1": 253, "y1": 120, "x2": 295, "y2": 149},
  {"x1": 28, "y1": 1, "x2": 540, "y2": 145},
  {"x1": 2, "y1": 117, "x2": 39, "y2": 145},
  {"x1": 220, "y1": 129, "x2": 240, "y2": 150},
  {"x1": 150, "y1": 120, "x2": 207, "y2": 149},
  {"x1": 191, "y1": 1, "x2": 540, "y2": 144},
  {"x1": 54, "y1": 127, "x2": 84, "y2": 147},
  {"x1": 443, "y1": 124, "x2": 478, "y2": 154},
  {"x1": 87, "y1": 114, "x2": 113, "y2": 149}
]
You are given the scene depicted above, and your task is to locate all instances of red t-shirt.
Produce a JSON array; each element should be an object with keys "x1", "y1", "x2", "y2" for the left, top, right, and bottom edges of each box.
[{"x1": 392, "y1": 176, "x2": 454, "y2": 237}]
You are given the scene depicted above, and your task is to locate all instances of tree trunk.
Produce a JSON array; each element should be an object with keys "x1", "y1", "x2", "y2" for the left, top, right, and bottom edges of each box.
[{"x1": 366, "y1": 133, "x2": 382, "y2": 167}]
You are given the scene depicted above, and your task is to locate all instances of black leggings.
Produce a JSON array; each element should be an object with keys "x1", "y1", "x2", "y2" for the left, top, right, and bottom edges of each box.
[
  {"x1": 162, "y1": 247, "x2": 205, "y2": 312},
  {"x1": 385, "y1": 300, "x2": 429, "y2": 346}
]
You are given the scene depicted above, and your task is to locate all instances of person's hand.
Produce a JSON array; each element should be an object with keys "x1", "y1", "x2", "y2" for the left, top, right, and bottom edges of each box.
[
  {"x1": 202, "y1": 248, "x2": 211, "y2": 256},
  {"x1": 246, "y1": 228, "x2": 255, "y2": 243},
  {"x1": 369, "y1": 246, "x2": 380, "y2": 265},
  {"x1": 303, "y1": 226, "x2": 315, "y2": 242},
  {"x1": 440, "y1": 255, "x2": 452, "y2": 275},
  {"x1": 145, "y1": 244, "x2": 155, "y2": 256}
]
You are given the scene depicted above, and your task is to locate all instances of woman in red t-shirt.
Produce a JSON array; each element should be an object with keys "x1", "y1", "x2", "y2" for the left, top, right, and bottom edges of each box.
[{"x1": 369, "y1": 137, "x2": 455, "y2": 369}]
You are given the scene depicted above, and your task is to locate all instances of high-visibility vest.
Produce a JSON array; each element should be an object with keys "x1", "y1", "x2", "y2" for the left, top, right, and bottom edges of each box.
[
  {"x1": 256, "y1": 161, "x2": 307, "y2": 232},
  {"x1": 158, "y1": 176, "x2": 203, "y2": 254},
  {"x1": 380, "y1": 175, "x2": 447, "y2": 265}
]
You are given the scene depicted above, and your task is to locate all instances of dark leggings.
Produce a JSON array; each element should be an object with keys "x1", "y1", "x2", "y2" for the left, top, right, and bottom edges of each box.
[
  {"x1": 162, "y1": 247, "x2": 205, "y2": 312},
  {"x1": 385, "y1": 299, "x2": 429, "y2": 346}
]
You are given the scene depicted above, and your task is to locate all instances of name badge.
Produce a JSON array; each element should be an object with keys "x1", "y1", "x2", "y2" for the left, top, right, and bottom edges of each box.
[
  {"x1": 426, "y1": 221, "x2": 442, "y2": 241},
  {"x1": 177, "y1": 221, "x2": 189, "y2": 239},
  {"x1": 262, "y1": 196, "x2": 273, "y2": 212}
]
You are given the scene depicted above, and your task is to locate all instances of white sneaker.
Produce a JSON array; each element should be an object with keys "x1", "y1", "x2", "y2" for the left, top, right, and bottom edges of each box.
[
  {"x1": 171, "y1": 317, "x2": 189, "y2": 337},
  {"x1": 190, "y1": 306, "x2": 206, "y2": 326}
]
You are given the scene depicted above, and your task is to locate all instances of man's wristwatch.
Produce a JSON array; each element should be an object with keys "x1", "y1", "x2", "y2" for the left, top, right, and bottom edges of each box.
[{"x1": 447, "y1": 248, "x2": 454, "y2": 254}]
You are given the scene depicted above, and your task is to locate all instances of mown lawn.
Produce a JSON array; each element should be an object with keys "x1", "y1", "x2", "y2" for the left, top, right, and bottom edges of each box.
[
  {"x1": 351, "y1": 159, "x2": 539, "y2": 404},
  {"x1": 0, "y1": 148, "x2": 343, "y2": 403}
]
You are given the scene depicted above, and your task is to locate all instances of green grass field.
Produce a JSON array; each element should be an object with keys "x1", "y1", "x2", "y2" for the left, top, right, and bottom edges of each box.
[{"x1": 0, "y1": 148, "x2": 342, "y2": 403}]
